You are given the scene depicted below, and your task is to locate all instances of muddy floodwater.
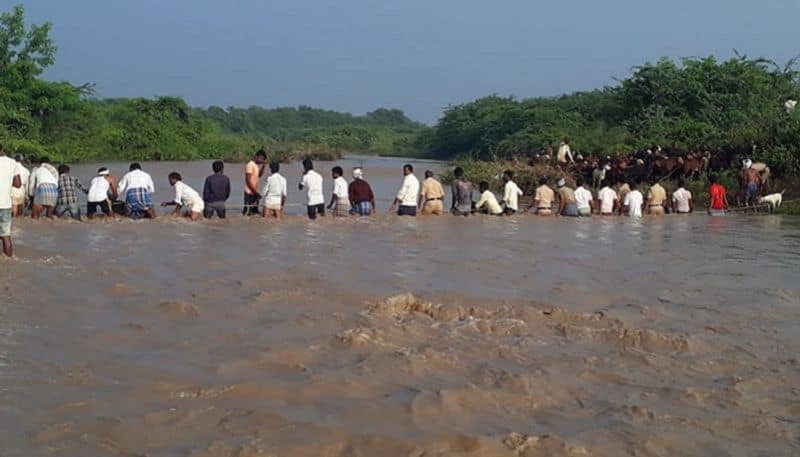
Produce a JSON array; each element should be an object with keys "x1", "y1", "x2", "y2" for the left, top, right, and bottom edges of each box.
[{"x1": 1, "y1": 157, "x2": 799, "y2": 456}]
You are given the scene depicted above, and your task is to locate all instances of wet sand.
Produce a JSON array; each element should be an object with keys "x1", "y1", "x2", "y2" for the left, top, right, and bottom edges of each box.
[{"x1": 1, "y1": 158, "x2": 799, "y2": 456}]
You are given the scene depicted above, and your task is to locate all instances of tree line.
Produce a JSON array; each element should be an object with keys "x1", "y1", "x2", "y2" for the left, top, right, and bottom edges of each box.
[
  {"x1": 3, "y1": 3, "x2": 799, "y2": 175},
  {"x1": 0, "y1": 5, "x2": 425, "y2": 164},
  {"x1": 422, "y1": 55, "x2": 800, "y2": 175}
]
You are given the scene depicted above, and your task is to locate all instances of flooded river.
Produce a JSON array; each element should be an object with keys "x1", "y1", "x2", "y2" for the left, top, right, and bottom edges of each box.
[{"x1": 1, "y1": 157, "x2": 799, "y2": 456}]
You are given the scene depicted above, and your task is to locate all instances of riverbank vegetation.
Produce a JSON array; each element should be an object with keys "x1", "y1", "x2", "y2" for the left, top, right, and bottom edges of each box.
[
  {"x1": 422, "y1": 55, "x2": 800, "y2": 176},
  {"x1": 0, "y1": 5, "x2": 426, "y2": 163}
]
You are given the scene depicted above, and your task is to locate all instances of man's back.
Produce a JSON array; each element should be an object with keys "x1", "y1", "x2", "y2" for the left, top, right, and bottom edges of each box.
[
  {"x1": 598, "y1": 187, "x2": 617, "y2": 214},
  {"x1": 349, "y1": 179, "x2": 374, "y2": 203},
  {"x1": 0, "y1": 157, "x2": 20, "y2": 209},
  {"x1": 204, "y1": 174, "x2": 230, "y2": 203}
]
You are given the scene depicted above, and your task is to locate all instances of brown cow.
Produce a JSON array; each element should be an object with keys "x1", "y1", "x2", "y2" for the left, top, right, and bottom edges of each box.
[{"x1": 682, "y1": 152, "x2": 708, "y2": 179}]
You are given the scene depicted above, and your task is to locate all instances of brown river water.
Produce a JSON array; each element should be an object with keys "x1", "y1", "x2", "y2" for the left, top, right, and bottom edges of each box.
[{"x1": 1, "y1": 157, "x2": 799, "y2": 456}]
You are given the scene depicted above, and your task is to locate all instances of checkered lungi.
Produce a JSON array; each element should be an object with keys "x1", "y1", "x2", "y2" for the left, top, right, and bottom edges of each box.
[
  {"x1": 125, "y1": 187, "x2": 153, "y2": 218},
  {"x1": 34, "y1": 183, "x2": 58, "y2": 207},
  {"x1": 333, "y1": 198, "x2": 351, "y2": 217},
  {"x1": 350, "y1": 201, "x2": 373, "y2": 216}
]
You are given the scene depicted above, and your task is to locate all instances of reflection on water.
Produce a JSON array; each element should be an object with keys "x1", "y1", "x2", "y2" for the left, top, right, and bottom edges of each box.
[{"x1": 2, "y1": 157, "x2": 800, "y2": 456}]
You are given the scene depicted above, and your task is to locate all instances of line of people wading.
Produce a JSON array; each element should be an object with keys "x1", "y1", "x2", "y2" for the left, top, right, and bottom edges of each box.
[{"x1": 0, "y1": 145, "x2": 741, "y2": 257}]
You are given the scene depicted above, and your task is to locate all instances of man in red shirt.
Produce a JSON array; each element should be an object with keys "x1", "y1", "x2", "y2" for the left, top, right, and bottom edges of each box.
[
  {"x1": 348, "y1": 167, "x2": 375, "y2": 216},
  {"x1": 708, "y1": 174, "x2": 728, "y2": 216}
]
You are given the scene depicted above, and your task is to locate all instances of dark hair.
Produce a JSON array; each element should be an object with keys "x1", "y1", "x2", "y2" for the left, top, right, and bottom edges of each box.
[
  {"x1": 302, "y1": 158, "x2": 314, "y2": 171},
  {"x1": 576, "y1": 178, "x2": 585, "y2": 187},
  {"x1": 255, "y1": 149, "x2": 267, "y2": 159},
  {"x1": 479, "y1": 180, "x2": 489, "y2": 192},
  {"x1": 538, "y1": 176, "x2": 548, "y2": 185},
  {"x1": 40, "y1": 156, "x2": 50, "y2": 164},
  {"x1": 269, "y1": 162, "x2": 280, "y2": 173},
  {"x1": 677, "y1": 177, "x2": 686, "y2": 188},
  {"x1": 212, "y1": 160, "x2": 224, "y2": 173},
  {"x1": 403, "y1": 163, "x2": 414, "y2": 173},
  {"x1": 453, "y1": 167, "x2": 464, "y2": 178},
  {"x1": 97, "y1": 167, "x2": 108, "y2": 174},
  {"x1": 57, "y1": 164, "x2": 70, "y2": 174},
  {"x1": 503, "y1": 170, "x2": 514, "y2": 179},
  {"x1": 425, "y1": 170, "x2": 434, "y2": 178},
  {"x1": 332, "y1": 166, "x2": 343, "y2": 176},
  {"x1": 13, "y1": 154, "x2": 23, "y2": 162},
  {"x1": 168, "y1": 172, "x2": 182, "y2": 181},
  {"x1": 130, "y1": 162, "x2": 141, "y2": 171},
  {"x1": 709, "y1": 173, "x2": 718, "y2": 184}
]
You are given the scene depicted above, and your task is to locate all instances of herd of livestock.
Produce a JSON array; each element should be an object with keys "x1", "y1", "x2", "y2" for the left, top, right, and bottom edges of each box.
[{"x1": 535, "y1": 145, "x2": 771, "y2": 189}]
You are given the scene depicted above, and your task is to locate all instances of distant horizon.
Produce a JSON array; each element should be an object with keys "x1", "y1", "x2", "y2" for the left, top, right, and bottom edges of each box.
[{"x1": 19, "y1": 0, "x2": 800, "y2": 124}]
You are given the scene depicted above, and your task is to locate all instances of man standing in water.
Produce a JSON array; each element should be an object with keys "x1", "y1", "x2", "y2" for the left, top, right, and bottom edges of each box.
[
  {"x1": 55, "y1": 164, "x2": 88, "y2": 220},
  {"x1": 646, "y1": 178, "x2": 667, "y2": 215},
  {"x1": 11, "y1": 154, "x2": 29, "y2": 217},
  {"x1": 501, "y1": 170, "x2": 523, "y2": 215},
  {"x1": 597, "y1": 180, "x2": 618, "y2": 216},
  {"x1": 262, "y1": 162, "x2": 287, "y2": 220},
  {"x1": 708, "y1": 174, "x2": 728, "y2": 216},
  {"x1": 574, "y1": 178, "x2": 594, "y2": 216},
  {"x1": 418, "y1": 170, "x2": 445, "y2": 215},
  {"x1": 29, "y1": 157, "x2": 59, "y2": 219},
  {"x1": 0, "y1": 145, "x2": 22, "y2": 257},
  {"x1": 299, "y1": 158, "x2": 325, "y2": 219},
  {"x1": 118, "y1": 163, "x2": 156, "y2": 219},
  {"x1": 348, "y1": 167, "x2": 375, "y2": 216},
  {"x1": 203, "y1": 160, "x2": 230, "y2": 219},
  {"x1": 530, "y1": 176, "x2": 555, "y2": 215},
  {"x1": 450, "y1": 167, "x2": 473, "y2": 216},
  {"x1": 243, "y1": 149, "x2": 267, "y2": 216},
  {"x1": 390, "y1": 163, "x2": 419, "y2": 216},
  {"x1": 556, "y1": 178, "x2": 579, "y2": 217},
  {"x1": 741, "y1": 159, "x2": 761, "y2": 208},
  {"x1": 623, "y1": 179, "x2": 644, "y2": 218},
  {"x1": 672, "y1": 178, "x2": 693, "y2": 214},
  {"x1": 87, "y1": 168, "x2": 116, "y2": 219},
  {"x1": 328, "y1": 166, "x2": 351, "y2": 217}
]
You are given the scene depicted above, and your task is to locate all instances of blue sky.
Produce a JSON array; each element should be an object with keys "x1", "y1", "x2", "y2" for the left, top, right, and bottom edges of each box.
[{"x1": 17, "y1": 0, "x2": 800, "y2": 123}]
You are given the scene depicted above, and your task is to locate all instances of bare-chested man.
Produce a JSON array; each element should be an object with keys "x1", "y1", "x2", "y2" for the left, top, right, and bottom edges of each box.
[{"x1": 741, "y1": 159, "x2": 761, "y2": 208}]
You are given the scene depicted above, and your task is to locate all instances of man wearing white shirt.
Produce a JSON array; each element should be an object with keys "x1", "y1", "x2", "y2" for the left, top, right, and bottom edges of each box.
[
  {"x1": 501, "y1": 170, "x2": 523, "y2": 215},
  {"x1": 574, "y1": 178, "x2": 594, "y2": 217},
  {"x1": 299, "y1": 158, "x2": 325, "y2": 219},
  {"x1": 327, "y1": 166, "x2": 351, "y2": 217},
  {"x1": 29, "y1": 157, "x2": 59, "y2": 219},
  {"x1": 557, "y1": 137, "x2": 574, "y2": 164},
  {"x1": 161, "y1": 172, "x2": 204, "y2": 220},
  {"x1": 390, "y1": 163, "x2": 420, "y2": 216},
  {"x1": 0, "y1": 145, "x2": 22, "y2": 257},
  {"x1": 623, "y1": 179, "x2": 645, "y2": 218},
  {"x1": 474, "y1": 181, "x2": 503, "y2": 215},
  {"x1": 11, "y1": 155, "x2": 29, "y2": 217},
  {"x1": 597, "y1": 180, "x2": 618, "y2": 216},
  {"x1": 87, "y1": 168, "x2": 116, "y2": 218},
  {"x1": 672, "y1": 178, "x2": 693, "y2": 214},
  {"x1": 118, "y1": 163, "x2": 156, "y2": 219},
  {"x1": 262, "y1": 162, "x2": 287, "y2": 220}
]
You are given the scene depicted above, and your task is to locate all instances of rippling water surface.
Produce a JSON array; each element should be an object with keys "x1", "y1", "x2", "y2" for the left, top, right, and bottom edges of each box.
[{"x1": 1, "y1": 157, "x2": 799, "y2": 456}]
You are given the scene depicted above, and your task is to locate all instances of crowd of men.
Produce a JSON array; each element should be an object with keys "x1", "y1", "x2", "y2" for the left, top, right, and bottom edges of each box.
[{"x1": 0, "y1": 144, "x2": 737, "y2": 258}]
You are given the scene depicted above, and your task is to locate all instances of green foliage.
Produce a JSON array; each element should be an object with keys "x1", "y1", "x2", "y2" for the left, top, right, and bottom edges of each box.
[
  {"x1": 425, "y1": 55, "x2": 800, "y2": 174},
  {"x1": 0, "y1": 4, "x2": 425, "y2": 163}
]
